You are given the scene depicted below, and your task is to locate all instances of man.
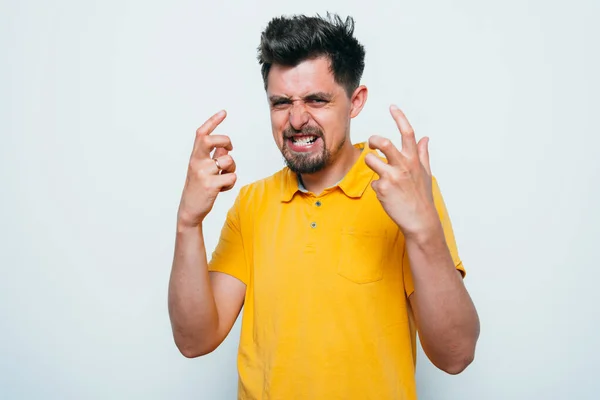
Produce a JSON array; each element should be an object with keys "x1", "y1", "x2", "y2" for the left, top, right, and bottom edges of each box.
[{"x1": 169, "y1": 13, "x2": 480, "y2": 400}]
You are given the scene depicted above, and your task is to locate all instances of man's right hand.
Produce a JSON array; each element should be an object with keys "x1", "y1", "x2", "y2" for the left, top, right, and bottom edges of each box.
[{"x1": 177, "y1": 110, "x2": 237, "y2": 229}]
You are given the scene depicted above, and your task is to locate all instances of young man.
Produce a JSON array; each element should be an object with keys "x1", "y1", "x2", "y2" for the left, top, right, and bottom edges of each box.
[{"x1": 169, "y1": 13, "x2": 480, "y2": 399}]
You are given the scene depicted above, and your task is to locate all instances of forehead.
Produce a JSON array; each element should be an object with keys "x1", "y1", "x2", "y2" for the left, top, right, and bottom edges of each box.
[{"x1": 266, "y1": 57, "x2": 341, "y2": 96}]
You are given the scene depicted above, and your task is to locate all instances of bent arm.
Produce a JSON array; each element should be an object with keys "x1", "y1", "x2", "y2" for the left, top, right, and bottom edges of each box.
[
  {"x1": 407, "y1": 227, "x2": 480, "y2": 374},
  {"x1": 168, "y1": 224, "x2": 245, "y2": 358}
]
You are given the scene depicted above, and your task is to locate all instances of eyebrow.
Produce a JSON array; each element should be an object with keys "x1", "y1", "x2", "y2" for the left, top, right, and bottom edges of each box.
[{"x1": 268, "y1": 92, "x2": 334, "y2": 103}]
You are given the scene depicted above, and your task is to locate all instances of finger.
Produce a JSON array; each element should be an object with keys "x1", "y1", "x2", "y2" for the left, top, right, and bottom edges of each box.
[
  {"x1": 418, "y1": 137, "x2": 432, "y2": 176},
  {"x1": 214, "y1": 154, "x2": 236, "y2": 174},
  {"x1": 192, "y1": 110, "x2": 227, "y2": 156},
  {"x1": 189, "y1": 157, "x2": 221, "y2": 177},
  {"x1": 212, "y1": 147, "x2": 229, "y2": 159},
  {"x1": 195, "y1": 135, "x2": 233, "y2": 159},
  {"x1": 390, "y1": 105, "x2": 417, "y2": 157},
  {"x1": 365, "y1": 152, "x2": 394, "y2": 177},
  {"x1": 196, "y1": 110, "x2": 227, "y2": 136},
  {"x1": 370, "y1": 179, "x2": 381, "y2": 194},
  {"x1": 215, "y1": 172, "x2": 237, "y2": 192},
  {"x1": 368, "y1": 135, "x2": 405, "y2": 166}
]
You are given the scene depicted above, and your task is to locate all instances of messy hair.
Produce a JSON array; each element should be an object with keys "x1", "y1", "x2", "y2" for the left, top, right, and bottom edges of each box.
[{"x1": 257, "y1": 13, "x2": 366, "y2": 97}]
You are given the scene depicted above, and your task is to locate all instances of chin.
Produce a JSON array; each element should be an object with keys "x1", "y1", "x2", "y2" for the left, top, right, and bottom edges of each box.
[{"x1": 284, "y1": 153, "x2": 328, "y2": 175}]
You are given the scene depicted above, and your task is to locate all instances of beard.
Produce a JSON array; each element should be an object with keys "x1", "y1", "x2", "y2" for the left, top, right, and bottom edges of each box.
[{"x1": 281, "y1": 125, "x2": 345, "y2": 174}]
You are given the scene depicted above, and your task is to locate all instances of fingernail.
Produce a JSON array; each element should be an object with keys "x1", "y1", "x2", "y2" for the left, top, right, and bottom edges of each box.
[{"x1": 390, "y1": 104, "x2": 399, "y2": 111}]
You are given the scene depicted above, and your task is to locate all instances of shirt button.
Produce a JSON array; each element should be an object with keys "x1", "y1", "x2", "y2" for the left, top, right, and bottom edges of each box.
[
  {"x1": 310, "y1": 222, "x2": 317, "y2": 228},
  {"x1": 315, "y1": 201, "x2": 322, "y2": 207}
]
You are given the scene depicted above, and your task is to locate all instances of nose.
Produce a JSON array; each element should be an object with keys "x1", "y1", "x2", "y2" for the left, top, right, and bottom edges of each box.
[{"x1": 288, "y1": 101, "x2": 309, "y2": 131}]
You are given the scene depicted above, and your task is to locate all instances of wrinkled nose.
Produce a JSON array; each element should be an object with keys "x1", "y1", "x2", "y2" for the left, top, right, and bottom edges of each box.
[{"x1": 288, "y1": 102, "x2": 309, "y2": 131}]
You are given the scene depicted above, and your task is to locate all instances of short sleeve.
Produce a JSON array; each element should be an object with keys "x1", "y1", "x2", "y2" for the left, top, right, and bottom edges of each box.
[
  {"x1": 403, "y1": 176, "x2": 466, "y2": 297},
  {"x1": 207, "y1": 193, "x2": 248, "y2": 285}
]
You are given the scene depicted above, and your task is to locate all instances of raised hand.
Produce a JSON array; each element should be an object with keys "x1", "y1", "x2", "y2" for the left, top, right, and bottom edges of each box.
[
  {"x1": 364, "y1": 105, "x2": 439, "y2": 240},
  {"x1": 177, "y1": 110, "x2": 237, "y2": 229}
]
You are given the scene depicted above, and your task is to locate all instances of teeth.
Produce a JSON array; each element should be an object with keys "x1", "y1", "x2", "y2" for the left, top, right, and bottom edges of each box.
[{"x1": 292, "y1": 136, "x2": 317, "y2": 146}]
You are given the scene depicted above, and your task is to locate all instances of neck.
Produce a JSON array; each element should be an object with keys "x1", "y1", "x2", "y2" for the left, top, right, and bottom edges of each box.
[{"x1": 299, "y1": 142, "x2": 361, "y2": 195}]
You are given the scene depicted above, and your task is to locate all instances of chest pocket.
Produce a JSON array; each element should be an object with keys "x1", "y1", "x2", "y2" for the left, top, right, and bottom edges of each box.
[{"x1": 337, "y1": 228, "x2": 387, "y2": 284}]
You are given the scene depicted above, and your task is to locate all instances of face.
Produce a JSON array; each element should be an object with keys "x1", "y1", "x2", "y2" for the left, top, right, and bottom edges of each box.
[{"x1": 266, "y1": 57, "x2": 366, "y2": 174}]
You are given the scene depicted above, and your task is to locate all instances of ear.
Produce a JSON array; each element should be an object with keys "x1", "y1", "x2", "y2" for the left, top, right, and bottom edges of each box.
[{"x1": 349, "y1": 85, "x2": 368, "y2": 118}]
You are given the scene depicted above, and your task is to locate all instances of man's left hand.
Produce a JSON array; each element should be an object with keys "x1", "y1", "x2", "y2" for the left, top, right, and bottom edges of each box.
[{"x1": 365, "y1": 105, "x2": 441, "y2": 240}]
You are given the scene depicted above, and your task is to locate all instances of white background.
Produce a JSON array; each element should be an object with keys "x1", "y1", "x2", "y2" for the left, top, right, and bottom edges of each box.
[{"x1": 1, "y1": 0, "x2": 599, "y2": 399}]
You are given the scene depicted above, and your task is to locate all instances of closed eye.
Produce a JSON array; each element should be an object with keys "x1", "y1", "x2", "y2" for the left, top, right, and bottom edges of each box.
[
  {"x1": 269, "y1": 96, "x2": 292, "y2": 109},
  {"x1": 304, "y1": 93, "x2": 332, "y2": 106},
  {"x1": 268, "y1": 93, "x2": 333, "y2": 109}
]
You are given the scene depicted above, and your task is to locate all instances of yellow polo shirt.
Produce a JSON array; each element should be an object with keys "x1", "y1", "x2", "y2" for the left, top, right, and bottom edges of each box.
[{"x1": 208, "y1": 142, "x2": 465, "y2": 400}]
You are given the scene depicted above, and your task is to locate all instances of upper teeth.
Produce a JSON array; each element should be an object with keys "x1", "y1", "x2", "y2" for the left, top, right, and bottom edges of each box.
[{"x1": 293, "y1": 137, "x2": 316, "y2": 146}]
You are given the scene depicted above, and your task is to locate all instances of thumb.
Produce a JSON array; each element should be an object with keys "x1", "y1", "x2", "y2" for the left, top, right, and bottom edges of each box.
[{"x1": 418, "y1": 137, "x2": 431, "y2": 175}]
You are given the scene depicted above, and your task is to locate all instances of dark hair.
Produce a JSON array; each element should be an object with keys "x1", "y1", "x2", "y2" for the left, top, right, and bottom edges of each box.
[{"x1": 257, "y1": 13, "x2": 366, "y2": 97}]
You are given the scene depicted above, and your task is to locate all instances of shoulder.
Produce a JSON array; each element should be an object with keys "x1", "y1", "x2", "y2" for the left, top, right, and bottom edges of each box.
[{"x1": 237, "y1": 167, "x2": 290, "y2": 204}]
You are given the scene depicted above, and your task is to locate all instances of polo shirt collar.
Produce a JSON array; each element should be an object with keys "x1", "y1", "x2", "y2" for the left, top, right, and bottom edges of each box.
[{"x1": 280, "y1": 142, "x2": 376, "y2": 202}]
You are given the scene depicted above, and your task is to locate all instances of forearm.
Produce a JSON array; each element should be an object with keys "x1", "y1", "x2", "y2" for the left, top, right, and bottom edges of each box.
[
  {"x1": 406, "y1": 225, "x2": 480, "y2": 374},
  {"x1": 168, "y1": 223, "x2": 219, "y2": 357}
]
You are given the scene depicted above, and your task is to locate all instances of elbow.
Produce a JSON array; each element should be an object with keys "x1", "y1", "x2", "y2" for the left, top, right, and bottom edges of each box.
[
  {"x1": 178, "y1": 344, "x2": 213, "y2": 359},
  {"x1": 428, "y1": 337, "x2": 478, "y2": 375},
  {"x1": 439, "y1": 351, "x2": 475, "y2": 375},
  {"x1": 439, "y1": 321, "x2": 480, "y2": 374},
  {"x1": 174, "y1": 335, "x2": 219, "y2": 359}
]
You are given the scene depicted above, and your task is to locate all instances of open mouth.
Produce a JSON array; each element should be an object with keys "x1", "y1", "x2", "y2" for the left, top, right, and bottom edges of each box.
[
  {"x1": 286, "y1": 135, "x2": 322, "y2": 153},
  {"x1": 290, "y1": 135, "x2": 318, "y2": 147}
]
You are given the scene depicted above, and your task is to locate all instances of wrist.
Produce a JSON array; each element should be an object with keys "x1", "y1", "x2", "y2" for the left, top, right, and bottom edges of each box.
[
  {"x1": 403, "y1": 218, "x2": 445, "y2": 247},
  {"x1": 176, "y1": 218, "x2": 204, "y2": 234},
  {"x1": 176, "y1": 209, "x2": 206, "y2": 233}
]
